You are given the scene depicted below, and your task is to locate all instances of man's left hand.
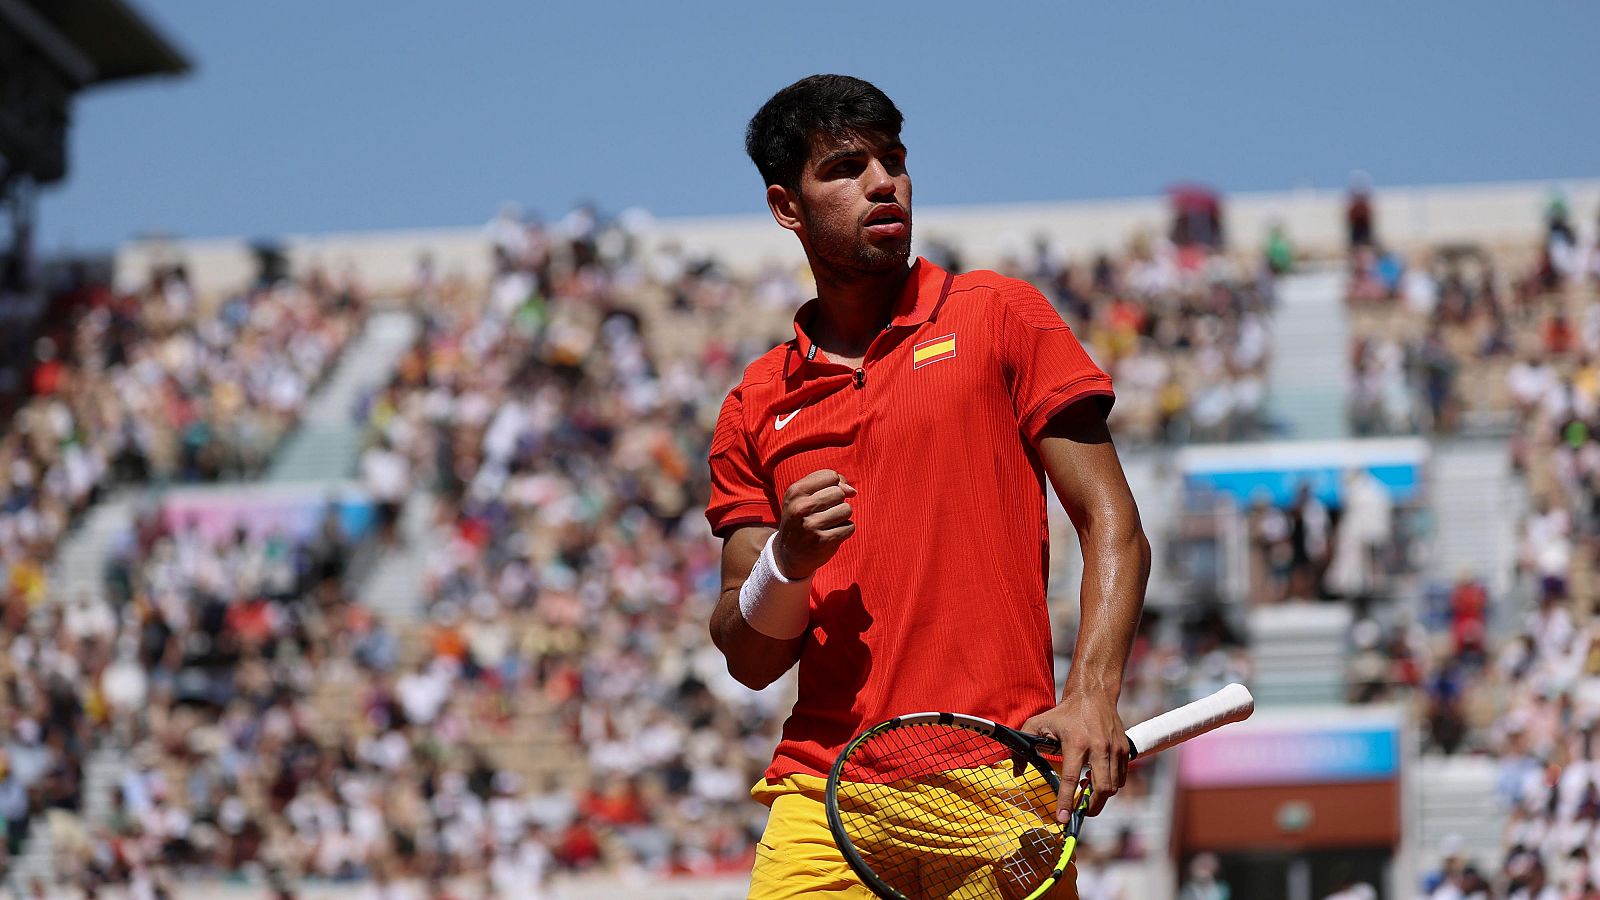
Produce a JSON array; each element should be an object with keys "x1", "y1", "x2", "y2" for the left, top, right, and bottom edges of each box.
[{"x1": 1021, "y1": 693, "x2": 1127, "y2": 820}]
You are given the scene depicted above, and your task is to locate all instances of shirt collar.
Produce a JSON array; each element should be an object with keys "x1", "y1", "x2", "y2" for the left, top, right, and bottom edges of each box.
[{"x1": 790, "y1": 257, "x2": 950, "y2": 367}]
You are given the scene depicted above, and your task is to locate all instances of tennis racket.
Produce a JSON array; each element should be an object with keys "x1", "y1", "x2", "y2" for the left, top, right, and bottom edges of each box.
[{"x1": 824, "y1": 682, "x2": 1254, "y2": 900}]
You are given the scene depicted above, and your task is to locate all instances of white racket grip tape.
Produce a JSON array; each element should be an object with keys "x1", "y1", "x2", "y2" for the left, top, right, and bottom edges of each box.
[
  {"x1": 1125, "y1": 683, "x2": 1254, "y2": 759},
  {"x1": 738, "y1": 533, "x2": 812, "y2": 640}
]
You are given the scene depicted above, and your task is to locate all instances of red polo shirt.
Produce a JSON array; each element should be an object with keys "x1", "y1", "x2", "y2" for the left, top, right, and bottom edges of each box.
[{"x1": 706, "y1": 258, "x2": 1114, "y2": 781}]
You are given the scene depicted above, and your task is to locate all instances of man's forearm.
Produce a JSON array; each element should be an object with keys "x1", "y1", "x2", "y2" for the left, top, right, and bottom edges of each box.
[
  {"x1": 1064, "y1": 526, "x2": 1151, "y2": 701},
  {"x1": 711, "y1": 595, "x2": 805, "y2": 691}
]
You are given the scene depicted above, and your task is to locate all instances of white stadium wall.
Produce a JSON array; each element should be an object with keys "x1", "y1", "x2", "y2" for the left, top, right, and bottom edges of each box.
[{"x1": 114, "y1": 177, "x2": 1600, "y2": 297}]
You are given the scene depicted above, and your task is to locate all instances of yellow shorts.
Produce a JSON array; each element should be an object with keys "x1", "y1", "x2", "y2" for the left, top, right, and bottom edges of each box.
[{"x1": 749, "y1": 774, "x2": 1078, "y2": 900}]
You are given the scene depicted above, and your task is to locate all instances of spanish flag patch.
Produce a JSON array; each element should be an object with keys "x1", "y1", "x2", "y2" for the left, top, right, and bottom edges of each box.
[{"x1": 912, "y1": 333, "x2": 957, "y2": 369}]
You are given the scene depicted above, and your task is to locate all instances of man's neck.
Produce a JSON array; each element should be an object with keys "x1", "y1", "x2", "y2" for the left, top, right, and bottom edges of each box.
[{"x1": 808, "y1": 260, "x2": 913, "y2": 362}]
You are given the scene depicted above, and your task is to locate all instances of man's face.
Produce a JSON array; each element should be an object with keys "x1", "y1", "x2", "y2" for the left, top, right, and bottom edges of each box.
[{"x1": 789, "y1": 130, "x2": 912, "y2": 275}]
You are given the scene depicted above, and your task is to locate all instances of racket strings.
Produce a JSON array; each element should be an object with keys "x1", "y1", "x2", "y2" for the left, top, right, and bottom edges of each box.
[{"x1": 834, "y1": 723, "x2": 1065, "y2": 899}]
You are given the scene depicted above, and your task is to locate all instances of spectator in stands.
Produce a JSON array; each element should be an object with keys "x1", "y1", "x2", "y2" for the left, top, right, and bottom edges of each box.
[
  {"x1": 1520, "y1": 494, "x2": 1573, "y2": 600},
  {"x1": 1423, "y1": 854, "x2": 1490, "y2": 900},
  {"x1": 1417, "y1": 328, "x2": 1461, "y2": 432},
  {"x1": 1347, "y1": 172, "x2": 1376, "y2": 253},
  {"x1": 1287, "y1": 484, "x2": 1331, "y2": 600},
  {"x1": 1180, "y1": 852, "x2": 1231, "y2": 900},
  {"x1": 1510, "y1": 354, "x2": 1561, "y2": 420},
  {"x1": 361, "y1": 437, "x2": 410, "y2": 543},
  {"x1": 1540, "y1": 190, "x2": 1580, "y2": 292},
  {"x1": 1074, "y1": 841, "x2": 1128, "y2": 900},
  {"x1": 1324, "y1": 468, "x2": 1393, "y2": 599},
  {"x1": 1265, "y1": 221, "x2": 1294, "y2": 276},
  {"x1": 1446, "y1": 572, "x2": 1490, "y2": 666},
  {"x1": 1246, "y1": 495, "x2": 1293, "y2": 605},
  {"x1": 1403, "y1": 252, "x2": 1440, "y2": 317}
]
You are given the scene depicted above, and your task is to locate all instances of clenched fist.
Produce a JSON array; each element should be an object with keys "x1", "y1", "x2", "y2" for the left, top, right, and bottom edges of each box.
[{"x1": 775, "y1": 469, "x2": 857, "y2": 579}]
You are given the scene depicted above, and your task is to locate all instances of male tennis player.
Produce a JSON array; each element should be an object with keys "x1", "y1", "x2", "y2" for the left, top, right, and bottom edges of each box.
[{"x1": 707, "y1": 74, "x2": 1151, "y2": 898}]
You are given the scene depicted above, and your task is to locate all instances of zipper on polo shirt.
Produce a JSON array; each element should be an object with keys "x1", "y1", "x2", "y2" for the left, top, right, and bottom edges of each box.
[{"x1": 853, "y1": 368, "x2": 866, "y2": 390}]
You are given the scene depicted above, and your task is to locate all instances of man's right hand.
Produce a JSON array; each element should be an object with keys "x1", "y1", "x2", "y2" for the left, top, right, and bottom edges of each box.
[{"x1": 775, "y1": 469, "x2": 857, "y2": 579}]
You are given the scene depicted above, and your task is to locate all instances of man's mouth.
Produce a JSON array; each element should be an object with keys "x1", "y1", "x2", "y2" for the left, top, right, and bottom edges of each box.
[{"x1": 863, "y1": 206, "x2": 909, "y2": 239}]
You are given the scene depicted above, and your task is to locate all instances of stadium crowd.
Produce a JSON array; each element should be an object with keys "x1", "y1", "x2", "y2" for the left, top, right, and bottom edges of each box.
[
  {"x1": 1345, "y1": 192, "x2": 1600, "y2": 439},
  {"x1": 0, "y1": 199, "x2": 1287, "y2": 898},
  {"x1": 0, "y1": 264, "x2": 362, "y2": 672},
  {"x1": 1471, "y1": 214, "x2": 1600, "y2": 900},
  {"x1": 1347, "y1": 205, "x2": 1600, "y2": 899},
  {"x1": 347, "y1": 210, "x2": 1261, "y2": 886},
  {"x1": 0, "y1": 278, "x2": 366, "y2": 896},
  {"x1": 2, "y1": 264, "x2": 363, "y2": 596},
  {"x1": 25, "y1": 192, "x2": 1600, "y2": 898},
  {"x1": 1027, "y1": 234, "x2": 1275, "y2": 445},
  {"x1": 0, "y1": 266, "x2": 362, "y2": 877}
]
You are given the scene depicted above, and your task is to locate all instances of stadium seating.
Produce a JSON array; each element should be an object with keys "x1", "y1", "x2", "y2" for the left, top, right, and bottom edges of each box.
[
  {"x1": 0, "y1": 270, "x2": 362, "y2": 879},
  {"x1": 20, "y1": 193, "x2": 1600, "y2": 897},
  {"x1": 1367, "y1": 217, "x2": 1600, "y2": 898},
  {"x1": 0, "y1": 209, "x2": 1289, "y2": 894}
]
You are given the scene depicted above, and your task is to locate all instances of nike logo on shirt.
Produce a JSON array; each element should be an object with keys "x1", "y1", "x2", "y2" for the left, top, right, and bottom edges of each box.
[{"x1": 774, "y1": 408, "x2": 802, "y2": 431}]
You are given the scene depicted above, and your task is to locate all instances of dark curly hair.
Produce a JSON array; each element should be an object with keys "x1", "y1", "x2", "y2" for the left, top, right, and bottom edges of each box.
[{"x1": 745, "y1": 74, "x2": 904, "y2": 191}]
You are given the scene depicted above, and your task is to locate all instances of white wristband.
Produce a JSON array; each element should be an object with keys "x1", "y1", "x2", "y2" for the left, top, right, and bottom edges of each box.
[{"x1": 738, "y1": 533, "x2": 812, "y2": 640}]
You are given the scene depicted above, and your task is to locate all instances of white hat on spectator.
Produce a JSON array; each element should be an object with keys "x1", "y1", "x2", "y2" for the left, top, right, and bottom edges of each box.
[
  {"x1": 1352, "y1": 619, "x2": 1382, "y2": 650},
  {"x1": 493, "y1": 771, "x2": 522, "y2": 796},
  {"x1": 618, "y1": 207, "x2": 655, "y2": 235}
]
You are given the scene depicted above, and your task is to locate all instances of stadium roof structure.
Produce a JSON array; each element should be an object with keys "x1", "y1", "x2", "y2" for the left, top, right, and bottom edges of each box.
[
  {"x1": 5, "y1": 0, "x2": 189, "y2": 85},
  {"x1": 0, "y1": 0, "x2": 189, "y2": 185}
]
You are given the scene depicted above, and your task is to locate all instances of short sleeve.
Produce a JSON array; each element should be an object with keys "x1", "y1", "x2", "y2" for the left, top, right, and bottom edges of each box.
[
  {"x1": 998, "y1": 283, "x2": 1115, "y2": 442},
  {"x1": 705, "y1": 387, "x2": 778, "y2": 538}
]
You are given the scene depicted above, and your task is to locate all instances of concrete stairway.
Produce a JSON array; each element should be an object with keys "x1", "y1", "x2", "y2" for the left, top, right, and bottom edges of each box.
[
  {"x1": 46, "y1": 492, "x2": 135, "y2": 606},
  {"x1": 268, "y1": 309, "x2": 418, "y2": 483},
  {"x1": 1246, "y1": 601, "x2": 1352, "y2": 706},
  {"x1": 80, "y1": 748, "x2": 125, "y2": 827},
  {"x1": 3, "y1": 748, "x2": 120, "y2": 893},
  {"x1": 8, "y1": 815, "x2": 54, "y2": 891},
  {"x1": 1428, "y1": 439, "x2": 1520, "y2": 603},
  {"x1": 1267, "y1": 268, "x2": 1351, "y2": 440},
  {"x1": 356, "y1": 492, "x2": 435, "y2": 622},
  {"x1": 1412, "y1": 755, "x2": 1501, "y2": 871}
]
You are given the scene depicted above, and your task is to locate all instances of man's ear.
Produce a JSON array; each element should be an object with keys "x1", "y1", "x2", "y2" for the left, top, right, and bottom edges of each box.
[{"x1": 767, "y1": 184, "x2": 803, "y2": 235}]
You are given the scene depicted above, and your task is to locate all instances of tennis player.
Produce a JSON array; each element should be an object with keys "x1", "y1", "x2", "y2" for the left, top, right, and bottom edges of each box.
[{"x1": 707, "y1": 74, "x2": 1151, "y2": 898}]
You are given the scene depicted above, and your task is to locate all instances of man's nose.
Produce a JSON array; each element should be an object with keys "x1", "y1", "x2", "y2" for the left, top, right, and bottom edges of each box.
[{"x1": 864, "y1": 160, "x2": 896, "y2": 198}]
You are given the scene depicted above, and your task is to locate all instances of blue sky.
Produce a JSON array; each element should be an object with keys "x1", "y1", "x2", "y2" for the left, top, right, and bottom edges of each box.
[{"x1": 36, "y1": 1, "x2": 1600, "y2": 251}]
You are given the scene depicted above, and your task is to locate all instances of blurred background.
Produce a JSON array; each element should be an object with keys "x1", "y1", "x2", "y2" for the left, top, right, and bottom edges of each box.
[{"x1": 2, "y1": 2, "x2": 1599, "y2": 898}]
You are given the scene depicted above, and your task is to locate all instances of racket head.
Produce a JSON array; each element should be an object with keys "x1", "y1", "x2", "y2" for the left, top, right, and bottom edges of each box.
[{"x1": 825, "y1": 712, "x2": 1089, "y2": 900}]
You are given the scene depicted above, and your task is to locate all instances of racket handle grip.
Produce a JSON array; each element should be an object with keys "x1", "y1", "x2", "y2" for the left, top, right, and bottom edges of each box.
[{"x1": 1125, "y1": 682, "x2": 1254, "y2": 759}]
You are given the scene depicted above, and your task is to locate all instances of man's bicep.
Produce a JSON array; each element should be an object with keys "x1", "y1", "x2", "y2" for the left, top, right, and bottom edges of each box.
[{"x1": 1035, "y1": 403, "x2": 1140, "y2": 530}]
